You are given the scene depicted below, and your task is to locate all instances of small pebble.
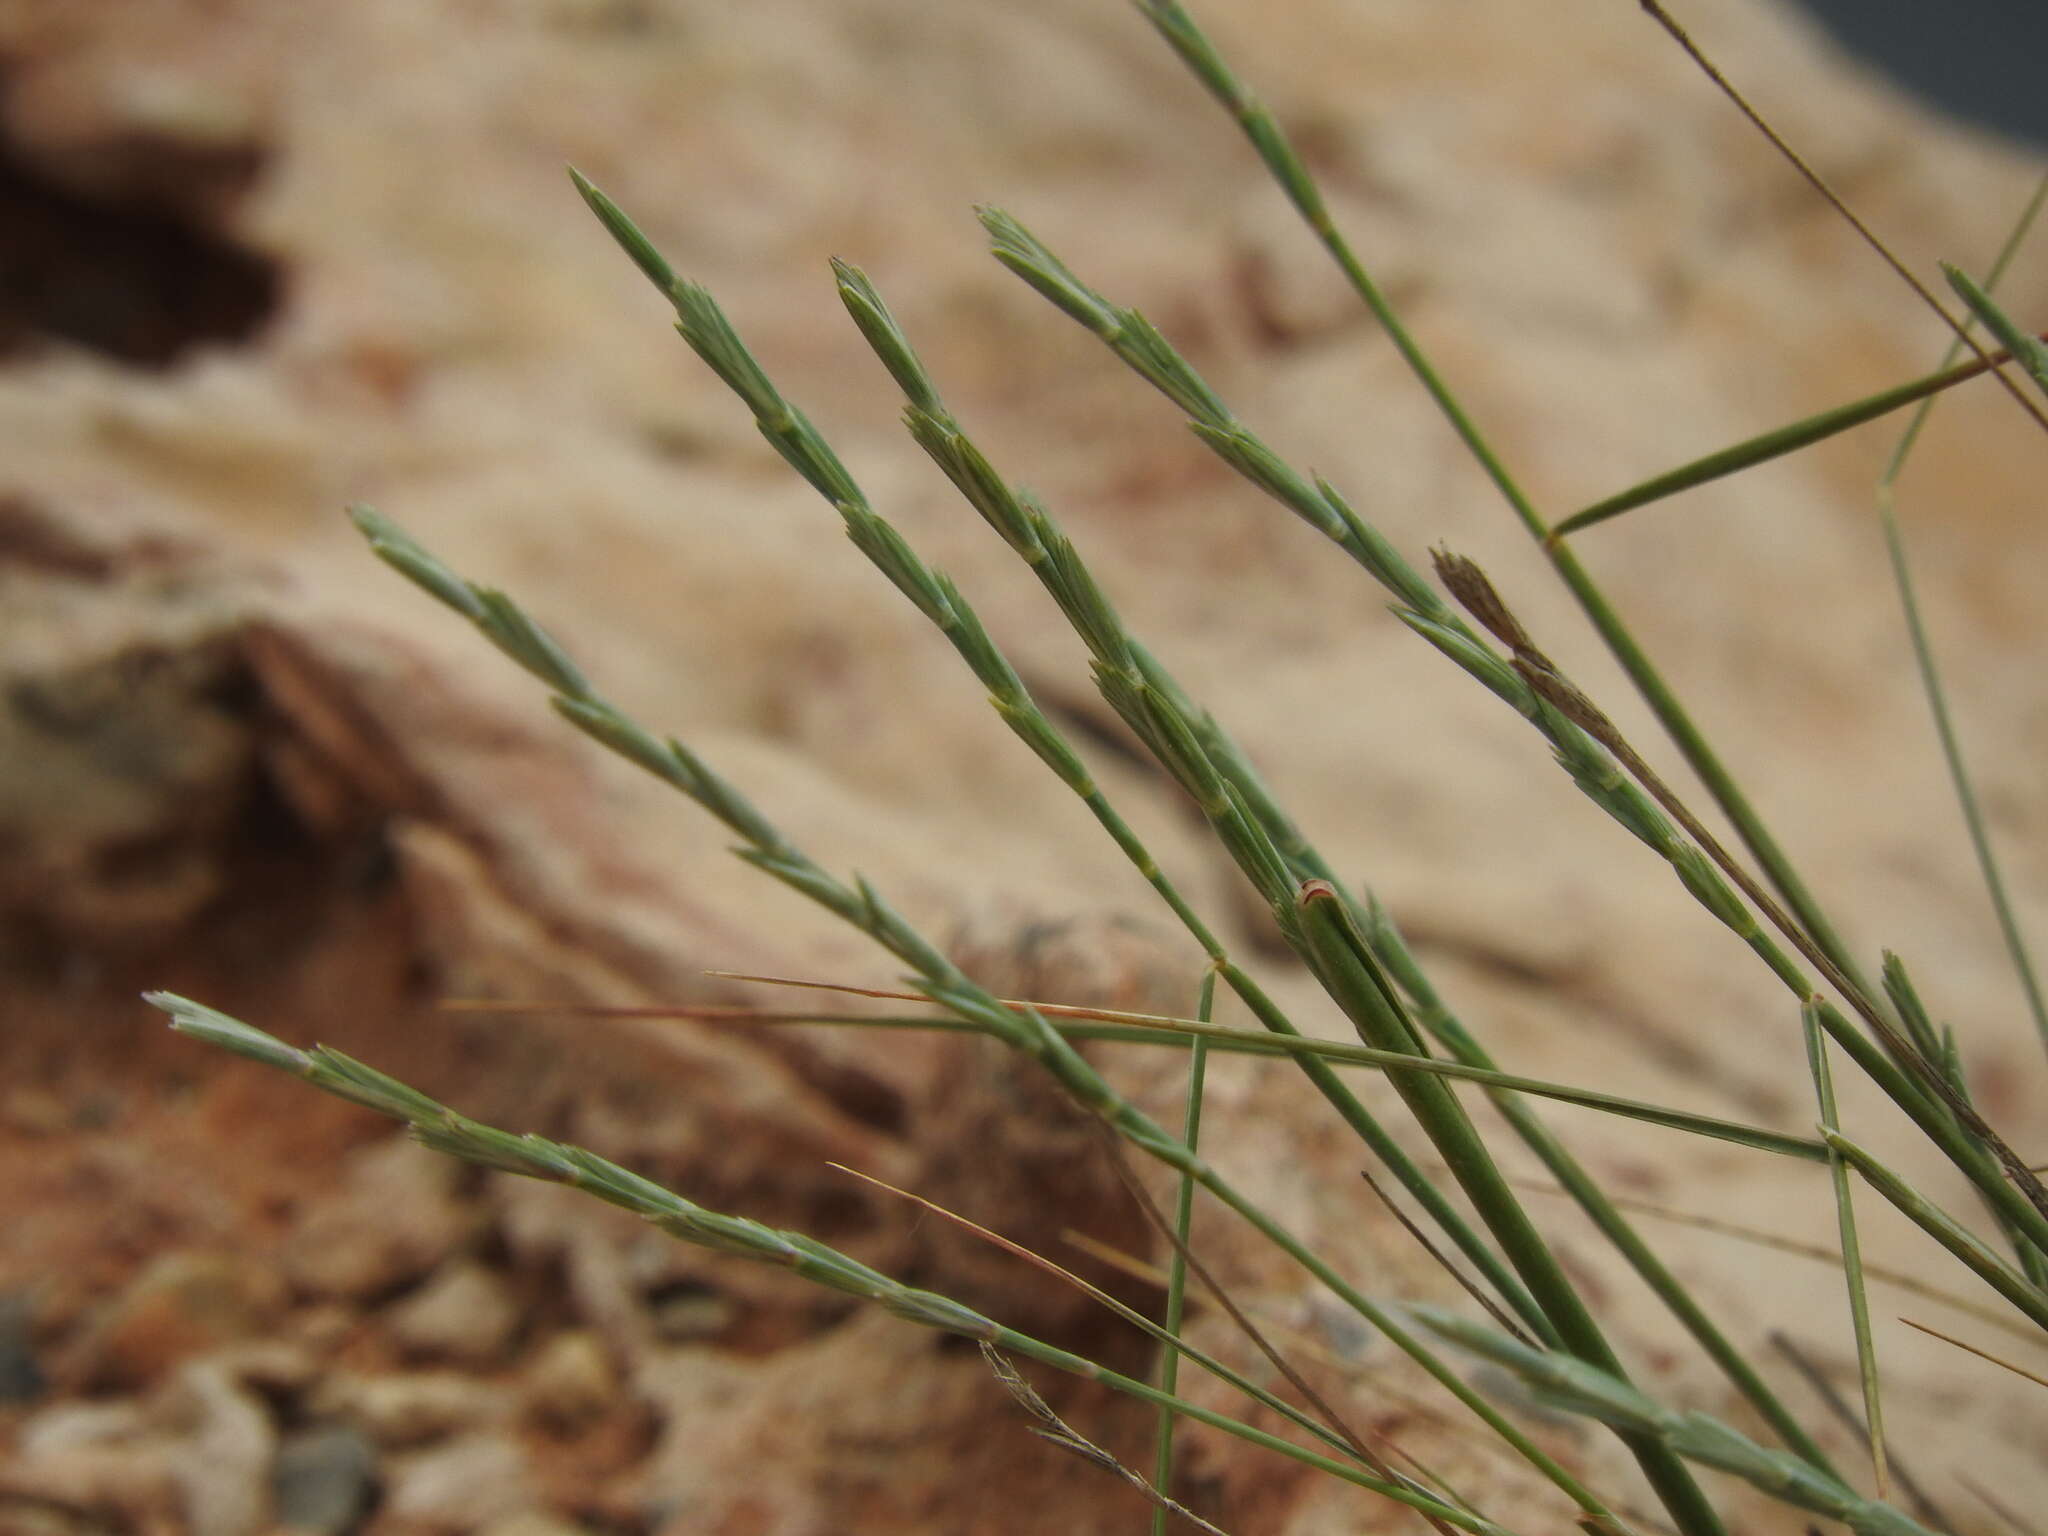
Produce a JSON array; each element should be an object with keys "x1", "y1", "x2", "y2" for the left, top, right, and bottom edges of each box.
[
  {"x1": 272, "y1": 1422, "x2": 380, "y2": 1536},
  {"x1": 386, "y1": 1262, "x2": 521, "y2": 1365},
  {"x1": 523, "y1": 1330, "x2": 617, "y2": 1432}
]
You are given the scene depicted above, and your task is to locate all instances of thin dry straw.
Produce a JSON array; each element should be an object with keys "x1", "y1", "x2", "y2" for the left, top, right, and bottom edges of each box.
[
  {"x1": 825, "y1": 1160, "x2": 1368, "y2": 1472},
  {"x1": 1630, "y1": 0, "x2": 2048, "y2": 435},
  {"x1": 978, "y1": 1345, "x2": 1233, "y2": 1536},
  {"x1": 1056, "y1": 1222, "x2": 1482, "y2": 1501},
  {"x1": 1079, "y1": 1122, "x2": 1465, "y2": 1526},
  {"x1": 1359, "y1": 1169, "x2": 1536, "y2": 1349},
  {"x1": 1896, "y1": 1316, "x2": 2048, "y2": 1393},
  {"x1": 147, "y1": 991, "x2": 1508, "y2": 1535}
]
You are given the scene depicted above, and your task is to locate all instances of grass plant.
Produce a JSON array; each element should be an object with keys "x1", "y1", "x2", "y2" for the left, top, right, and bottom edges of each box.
[{"x1": 152, "y1": 4, "x2": 2047, "y2": 1531}]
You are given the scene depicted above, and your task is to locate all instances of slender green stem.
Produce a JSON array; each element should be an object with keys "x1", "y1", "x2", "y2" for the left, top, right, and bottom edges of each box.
[
  {"x1": 664, "y1": 998, "x2": 1830, "y2": 1161},
  {"x1": 1875, "y1": 172, "x2": 2048, "y2": 1066},
  {"x1": 1364, "y1": 897, "x2": 1841, "y2": 1476},
  {"x1": 1799, "y1": 987, "x2": 2048, "y2": 1263},
  {"x1": 1553, "y1": 346, "x2": 2033, "y2": 537},
  {"x1": 1824, "y1": 1130, "x2": 2048, "y2": 1335},
  {"x1": 1291, "y1": 882, "x2": 1725, "y2": 1536},
  {"x1": 1152, "y1": 969, "x2": 1214, "y2": 1536},
  {"x1": 1802, "y1": 1005, "x2": 1888, "y2": 1499}
]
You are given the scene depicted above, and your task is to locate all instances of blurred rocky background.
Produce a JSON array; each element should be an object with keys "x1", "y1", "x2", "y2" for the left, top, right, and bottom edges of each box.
[{"x1": 1, "y1": 1, "x2": 2044, "y2": 1532}]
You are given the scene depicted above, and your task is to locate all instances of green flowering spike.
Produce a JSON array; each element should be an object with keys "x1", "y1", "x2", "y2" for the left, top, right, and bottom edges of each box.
[
  {"x1": 928, "y1": 574, "x2": 1028, "y2": 700},
  {"x1": 1879, "y1": 951, "x2": 1944, "y2": 1063},
  {"x1": 669, "y1": 283, "x2": 785, "y2": 413},
  {"x1": 831, "y1": 258, "x2": 942, "y2": 415},
  {"x1": 305, "y1": 1047, "x2": 448, "y2": 1122},
  {"x1": 1211, "y1": 784, "x2": 1300, "y2": 914},
  {"x1": 348, "y1": 506, "x2": 487, "y2": 621},
  {"x1": 471, "y1": 590, "x2": 591, "y2": 698},
  {"x1": 1114, "y1": 310, "x2": 1231, "y2": 423},
  {"x1": 1669, "y1": 844, "x2": 1757, "y2": 936},
  {"x1": 149, "y1": 992, "x2": 312, "y2": 1073},
  {"x1": 1390, "y1": 609, "x2": 1533, "y2": 714},
  {"x1": 975, "y1": 206, "x2": 1121, "y2": 337},
  {"x1": 903, "y1": 411, "x2": 1047, "y2": 560},
  {"x1": 839, "y1": 504, "x2": 954, "y2": 626},
  {"x1": 412, "y1": 1117, "x2": 559, "y2": 1180},
  {"x1": 990, "y1": 696, "x2": 1094, "y2": 794},
  {"x1": 569, "y1": 167, "x2": 679, "y2": 299},
  {"x1": 1316, "y1": 478, "x2": 1444, "y2": 614},
  {"x1": 1038, "y1": 530, "x2": 1136, "y2": 673},
  {"x1": 854, "y1": 876, "x2": 956, "y2": 981},
  {"x1": 1188, "y1": 422, "x2": 1343, "y2": 537},
  {"x1": 550, "y1": 697, "x2": 687, "y2": 788}
]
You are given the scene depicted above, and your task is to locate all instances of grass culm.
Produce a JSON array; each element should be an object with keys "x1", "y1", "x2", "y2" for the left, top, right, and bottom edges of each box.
[{"x1": 153, "y1": 4, "x2": 2048, "y2": 1532}]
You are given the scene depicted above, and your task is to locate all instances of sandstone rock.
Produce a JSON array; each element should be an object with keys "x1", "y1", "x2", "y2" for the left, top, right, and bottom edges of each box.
[
  {"x1": 308, "y1": 1371, "x2": 508, "y2": 1449},
  {"x1": 385, "y1": 1261, "x2": 522, "y2": 1366},
  {"x1": 281, "y1": 1136, "x2": 476, "y2": 1303},
  {"x1": 6, "y1": 0, "x2": 2046, "y2": 1530},
  {"x1": 521, "y1": 1330, "x2": 618, "y2": 1433},
  {"x1": 66, "y1": 1250, "x2": 279, "y2": 1392},
  {"x1": 382, "y1": 1434, "x2": 535, "y2": 1530},
  {"x1": 164, "y1": 1359, "x2": 275, "y2": 1536},
  {"x1": 4, "y1": 1398, "x2": 181, "y2": 1534}
]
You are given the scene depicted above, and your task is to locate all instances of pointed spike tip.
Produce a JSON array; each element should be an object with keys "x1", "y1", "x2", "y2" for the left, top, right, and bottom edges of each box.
[{"x1": 568, "y1": 167, "x2": 678, "y2": 298}]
